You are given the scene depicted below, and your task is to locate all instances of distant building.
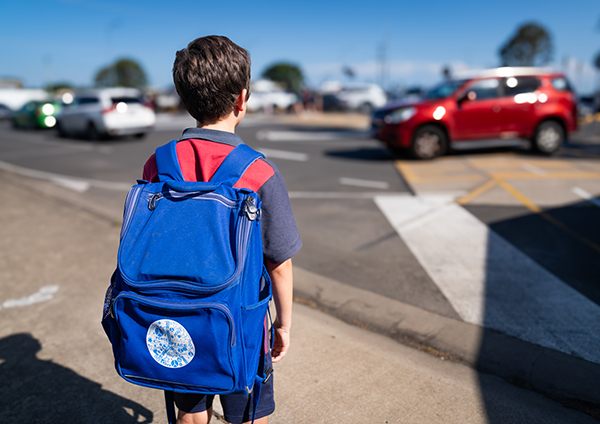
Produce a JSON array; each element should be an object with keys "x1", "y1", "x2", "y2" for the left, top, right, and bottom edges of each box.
[{"x1": 0, "y1": 88, "x2": 49, "y2": 111}]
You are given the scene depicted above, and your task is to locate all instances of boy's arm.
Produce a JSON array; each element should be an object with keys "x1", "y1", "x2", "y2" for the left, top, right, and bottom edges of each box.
[{"x1": 266, "y1": 258, "x2": 293, "y2": 362}]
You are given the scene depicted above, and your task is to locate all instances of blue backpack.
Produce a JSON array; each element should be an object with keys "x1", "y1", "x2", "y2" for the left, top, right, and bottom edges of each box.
[{"x1": 102, "y1": 140, "x2": 273, "y2": 423}]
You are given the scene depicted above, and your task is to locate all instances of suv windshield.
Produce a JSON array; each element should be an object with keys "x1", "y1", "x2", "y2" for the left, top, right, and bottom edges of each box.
[
  {"x1": 423, "y1": 80, "x2": 467, "y2": 100},
  {"x1": 111, "y1": 97, "x2": 141, "y2": 104}
]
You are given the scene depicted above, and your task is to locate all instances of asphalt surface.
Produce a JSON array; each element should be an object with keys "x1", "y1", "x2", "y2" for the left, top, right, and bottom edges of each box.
[
  {"x1": 0, "y1": 167, "x2": 597, "y2": 423},
  {"x1": 1, "y1": 112, "x2": 600, "y2": 422}
]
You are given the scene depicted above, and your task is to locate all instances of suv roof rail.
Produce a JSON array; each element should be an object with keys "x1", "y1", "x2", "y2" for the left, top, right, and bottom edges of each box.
[{"x1": 454, "y1": 66, "x2": 559, "y2": 80}]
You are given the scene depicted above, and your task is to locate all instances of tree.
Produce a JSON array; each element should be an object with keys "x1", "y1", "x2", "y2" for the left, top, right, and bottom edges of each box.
[
  {"x1": 262, "y1": 63, "x2": 304, "y2": 94},
  {"x1": 499, "y1": 23, "x2": 553, "y2": 67},
  {"x1": 94, "y1": 58, "x2": 148, "y2": 88}
]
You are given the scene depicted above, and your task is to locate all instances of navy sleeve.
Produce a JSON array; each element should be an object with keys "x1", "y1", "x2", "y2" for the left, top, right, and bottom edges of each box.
[{"x1": 257, "y1": 161, "x2": 302, "y2": 264}]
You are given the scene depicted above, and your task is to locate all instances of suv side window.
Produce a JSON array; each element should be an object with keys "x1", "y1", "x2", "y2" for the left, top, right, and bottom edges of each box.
[
  {"x1": 551, "y1": 78, "x2": 573, "y2": 91},
  {"x1": 465, "y1": 79, "x2": 500, "y2": 101},
  {"x1": 111, "y1": 97, "x2": 141, "y2": 104},
  {"x1": 77, "y1": 97, "x2": 100, "y2": 105},
  {"x1": 503, "y1": 77, "x2": 541, "y2": 96}
]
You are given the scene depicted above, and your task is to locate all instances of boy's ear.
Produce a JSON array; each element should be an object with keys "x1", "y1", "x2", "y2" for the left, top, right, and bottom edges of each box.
[{"x1": 236, "y1": 89, "x2": 248, "y2": 112}]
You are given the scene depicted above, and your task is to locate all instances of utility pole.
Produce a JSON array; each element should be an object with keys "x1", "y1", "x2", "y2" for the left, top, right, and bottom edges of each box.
[{"x1": 378, "y1": 41, "x2": 387, "y2": 90}]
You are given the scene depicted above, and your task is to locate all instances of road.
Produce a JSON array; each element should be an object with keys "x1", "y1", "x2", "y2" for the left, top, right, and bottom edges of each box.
[{"x1": 1, "y1": 113, "x2": 600, "y2": 420}]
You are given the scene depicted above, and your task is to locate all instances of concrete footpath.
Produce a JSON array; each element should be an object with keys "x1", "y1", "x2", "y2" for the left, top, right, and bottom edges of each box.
[{"x1": 0, "y1": 169, "x2": 597, "y2": 423}]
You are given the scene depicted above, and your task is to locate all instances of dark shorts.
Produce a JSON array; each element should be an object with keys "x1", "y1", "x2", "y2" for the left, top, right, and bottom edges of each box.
[{"x1": 173, "y1": 355, "x2": 275, "y2": 424}]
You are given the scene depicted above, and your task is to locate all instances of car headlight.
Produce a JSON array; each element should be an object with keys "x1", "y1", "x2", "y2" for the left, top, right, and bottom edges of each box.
[
  {"x1": 41, "y1": 103, "x2": 55, "y2": 116},
  {"x1": 384, "y1": 107, "x2": 416, "y2": 124}
]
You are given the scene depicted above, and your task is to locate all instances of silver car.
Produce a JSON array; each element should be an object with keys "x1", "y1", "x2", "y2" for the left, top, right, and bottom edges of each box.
[{"x1": 56, "y1": 87, "x2": 156, "y2": 140}]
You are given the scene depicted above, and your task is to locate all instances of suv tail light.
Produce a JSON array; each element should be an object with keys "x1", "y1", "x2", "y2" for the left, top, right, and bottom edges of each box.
[
  {"x1": 102, "y1": 104, "x2": 117, "y2": 114},
  {"x1": 103, "y1": 102, "x2": 129, "y2": 114}
]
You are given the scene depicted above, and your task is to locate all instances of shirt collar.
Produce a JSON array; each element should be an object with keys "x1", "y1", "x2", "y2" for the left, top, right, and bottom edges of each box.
[{"x1": 179, "y1": 127, "x2": 244, "y2": 147}]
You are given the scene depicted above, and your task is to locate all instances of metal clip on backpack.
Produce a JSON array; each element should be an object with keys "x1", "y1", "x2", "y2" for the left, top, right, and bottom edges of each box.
[{"x1": 102, "y1": 140, "x2": 273, "y2": 423}]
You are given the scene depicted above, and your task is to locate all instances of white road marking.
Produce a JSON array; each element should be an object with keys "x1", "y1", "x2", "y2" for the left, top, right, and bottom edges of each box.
[
  {"x1": 256, "y1": 130, "x2": 369, "y2": 142},
  {"x1": 256, "y1": 148, "x2": 308, "y2": 162},
  {"x1": 522, "y1": 163, "x2": 547, "y2": 176},
  {"x1": 0, "y1": 285, "x2": 59, "y2": 310},
  {"x1": 53, "y1": 178, "x2": 91, "y2": 193},
  {"x1": 572, "y1": 187, "x2": 600, "y2": 208},
  {"x1": 289, "y1": 191, "x2": 410, "y2": 199},
  {"x1": 375, "y1": 195, "x2": 600, "y2": 365},
  {"x1": 0, "y1": 159, "x2": 131, "y2": 192},
  {"x1": 339, "y1": 177, "x2": 390, "y2": 190}
]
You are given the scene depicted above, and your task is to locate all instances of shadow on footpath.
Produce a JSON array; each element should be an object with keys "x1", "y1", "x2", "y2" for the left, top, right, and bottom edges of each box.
[
  {"x1": 0, "y1": 333, "x2": 153, "y2": 424},
  {"x1": 474, "y1": 200, "x2": 600, "y2": 422}
]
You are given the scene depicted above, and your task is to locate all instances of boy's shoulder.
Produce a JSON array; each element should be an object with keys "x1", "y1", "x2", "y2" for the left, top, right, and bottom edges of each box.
[{"x1": 143, "y1": 128, "x2": 277, "y2": 192}]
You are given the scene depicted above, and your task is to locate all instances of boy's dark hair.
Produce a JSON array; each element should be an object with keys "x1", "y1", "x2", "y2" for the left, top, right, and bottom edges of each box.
[{"x1": 173, "y1": 36, "x2": 251, "y2": 125}]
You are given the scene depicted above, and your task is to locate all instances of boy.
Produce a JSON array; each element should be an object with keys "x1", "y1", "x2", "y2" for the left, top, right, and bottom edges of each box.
[{"x1": 142, "y1": 36, "x2": 302, "y2": 424}]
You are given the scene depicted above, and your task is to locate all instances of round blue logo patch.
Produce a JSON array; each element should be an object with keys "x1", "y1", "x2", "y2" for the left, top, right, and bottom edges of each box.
[{"x1": 146, "y1": 319, "x2": 195, "y2": 368}]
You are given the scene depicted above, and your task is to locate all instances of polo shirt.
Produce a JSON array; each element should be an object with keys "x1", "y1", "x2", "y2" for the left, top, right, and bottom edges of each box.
[{"x1": 143, "y1": 127, "x2": 302, "y2": 264}]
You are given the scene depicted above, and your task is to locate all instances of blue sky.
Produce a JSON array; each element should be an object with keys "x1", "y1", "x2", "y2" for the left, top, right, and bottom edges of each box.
[{"x1": 1, "y1": 0, "x2": 599, "y2": 94}]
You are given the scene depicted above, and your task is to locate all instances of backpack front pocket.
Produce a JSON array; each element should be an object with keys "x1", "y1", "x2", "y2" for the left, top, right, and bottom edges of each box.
[{"x1": 112, "y1": 293, "x2": 236, "y2": 394}]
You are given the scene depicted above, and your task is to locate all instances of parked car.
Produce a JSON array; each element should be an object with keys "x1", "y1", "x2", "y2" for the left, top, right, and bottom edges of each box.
[
  {"x1": 371, "y1": 67, "x2": 578, "y2": 159},
  {"x1": 56, "y1": 87, "x2": 156, "y2": 140},
  {"x1": 324, "y1": 83, "x2": 387, "y2": 113},
  {"x1": 246, "y1": 79, "x2": 297, "y2": 113},
  {"x1": 0, "y1": 103, "x2": 13, "y2": 120},
  {"x1": 12, "y1": 100, "x2": 61, "y2": 129}
]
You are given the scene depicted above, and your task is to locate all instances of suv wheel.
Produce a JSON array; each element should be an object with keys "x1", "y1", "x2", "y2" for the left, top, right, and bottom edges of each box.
[
  {"x1": 56, "y1": 122, "x2": 67, "y2": 138},
  {"x1": 410, "y1": 125, "x2": 447, "y2": 160},
  {"x1": 359, "y1": 102, "x2": 373, "y2": 114},
  {"x1": 87, "y1": 123, "x2": 101, "y2": 141},
  {"x1": 533, "y1": 120, "x2": 564, "y2": 155}
]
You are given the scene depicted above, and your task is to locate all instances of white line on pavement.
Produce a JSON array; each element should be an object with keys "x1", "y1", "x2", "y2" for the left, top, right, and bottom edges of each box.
[
  {"x1": 288, "y1": 191, "x2": 410, "y2": 199},
  {"x1": 0, "y1": 285, "x2": 59, "y2": 310},
  {"x1": 0, "y1": 160, "x2": 132, "y2": 192},
  {"x1": 374, "y1": 195, "x2": 600, "y2": 365},
  {"x1": 572, "y1": 187, "x2": 600, "y2": 208},
  {"x1": 522, "y1": 163, "x2": 547, "y2": 176},
  {"x1": 339, "y1": 177, "x2": 390, "y2": 190},
  {"x1": 256, "y1": 148, "x2": 309, "y2": 162},
  {"x1": 256, "y1": 130, "x2": 369, "y2": 142}
]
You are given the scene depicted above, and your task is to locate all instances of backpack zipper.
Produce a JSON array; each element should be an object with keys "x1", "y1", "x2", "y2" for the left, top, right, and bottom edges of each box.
[{"x1": 121, "y1": 186, "x2": 143, "y2": 240}]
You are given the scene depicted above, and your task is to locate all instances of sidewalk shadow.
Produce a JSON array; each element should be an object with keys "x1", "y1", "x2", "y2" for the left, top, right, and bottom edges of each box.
[
  {"x1": 473, "y1": 201, "x2": 600, "y2": 421},
  {"x1": 0, "y1": 333, "x2": 153, "y2": 423}
]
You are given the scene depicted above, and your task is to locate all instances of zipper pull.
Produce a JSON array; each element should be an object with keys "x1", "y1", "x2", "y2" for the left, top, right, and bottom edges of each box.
[
  {"x1": 148, "y1": 193, "x2": 162, "y2": 211},
  {"x1": 244, "y1": 197, "x2": 260, "y2": 221}
]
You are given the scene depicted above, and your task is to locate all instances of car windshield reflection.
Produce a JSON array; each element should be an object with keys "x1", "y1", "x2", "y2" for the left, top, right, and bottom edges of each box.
[{"x1": 423, "y1": 80, "x2": 467, "y2": 100}]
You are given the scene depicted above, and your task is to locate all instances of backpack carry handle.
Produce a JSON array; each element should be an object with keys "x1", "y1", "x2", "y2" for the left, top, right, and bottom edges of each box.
[
  {"x1": 155, "y1": 139, "x2": 185, "y2": 182},
  {"x1": 164, "y1": 180, "x2": 221, "y2": 193},
  {"x1": 209, "y1": 144, "x2": 265, "y2": 185}
]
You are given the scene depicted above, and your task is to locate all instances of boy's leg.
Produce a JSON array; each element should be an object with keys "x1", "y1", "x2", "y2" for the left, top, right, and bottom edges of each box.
[
  {"x1": 177, "y1": 408, "x2": 213, "y2": 424},
  {"x1": 173, "y1": 393, "x2": 214, "y2": 424}
]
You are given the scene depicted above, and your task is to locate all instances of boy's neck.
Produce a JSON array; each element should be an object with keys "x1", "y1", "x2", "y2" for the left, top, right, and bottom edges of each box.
[{"x1": 196, "y1": 108, "x2": 244, "y2": 134}]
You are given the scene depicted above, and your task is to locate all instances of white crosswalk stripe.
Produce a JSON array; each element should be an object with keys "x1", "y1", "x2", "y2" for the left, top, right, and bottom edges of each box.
[{"x1": 375, "y1": 194, "x2": 600, "y2": 365}]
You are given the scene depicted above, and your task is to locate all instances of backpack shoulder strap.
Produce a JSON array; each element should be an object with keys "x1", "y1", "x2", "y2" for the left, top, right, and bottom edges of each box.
[
  {"x1": 209, "y1": 144, "x2": 265, "y2": 185},
  {"x1": 155, "y1": 139, "x2": 184, "y2": 182}
]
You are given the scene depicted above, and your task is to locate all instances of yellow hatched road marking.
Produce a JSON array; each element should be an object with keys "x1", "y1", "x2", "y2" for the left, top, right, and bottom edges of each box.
[
  {"x1": 395, "y1": 161, "x2": 421, "y2": 183},
  {"x1": 492, "y1": 178, "x2": 600, "y2": 255},
  {"x1": 456, "y1": 179, "x2": 497, "y2": 205},
  {"x1": 415, "y1": 175, "x2": 484, "y2": 184},
  {"x1": 468, "y1": 159, "x2": 572, "y2": 169},
  {"x1": 490, "y1": 171, "x2": 600, "y2": 180}
]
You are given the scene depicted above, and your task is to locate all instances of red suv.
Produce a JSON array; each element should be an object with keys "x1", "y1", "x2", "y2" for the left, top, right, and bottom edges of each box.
[{"x1": 372, "y1": 67, "x2": 578, "y2": 159}]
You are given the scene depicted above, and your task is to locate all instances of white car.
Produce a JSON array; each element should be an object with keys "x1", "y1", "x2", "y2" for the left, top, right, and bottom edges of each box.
[
  {"x1": 246, "y1": 79, "x2": 297, "y2": 113},
  {"x1": 322, "y1": 82, "x2": 387, "y2": 113},
  {"x1": 56, "y1": 87, "x2": 156, "y2": 140}
]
